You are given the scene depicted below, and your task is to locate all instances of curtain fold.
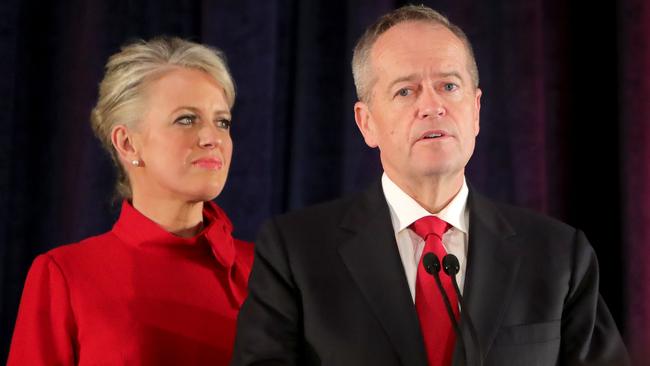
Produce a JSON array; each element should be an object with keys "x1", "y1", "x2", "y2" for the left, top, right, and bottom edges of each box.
[{"x1": 621, "y1": 0, "x2": 650, "y2": 361}]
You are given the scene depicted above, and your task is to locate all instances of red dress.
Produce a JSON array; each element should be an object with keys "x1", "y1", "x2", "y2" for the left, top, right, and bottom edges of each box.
[{"x1": 8, "y1": 201, "x2": 253, "y2": 365}]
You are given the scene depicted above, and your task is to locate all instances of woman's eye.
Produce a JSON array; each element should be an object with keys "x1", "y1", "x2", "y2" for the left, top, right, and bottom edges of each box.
[
  {"x1": 216, "y1": 119, "x2": 232, "y2": 130},
  {"x1": 175, "y1": 115, "x2": 197, "y2": 126}
]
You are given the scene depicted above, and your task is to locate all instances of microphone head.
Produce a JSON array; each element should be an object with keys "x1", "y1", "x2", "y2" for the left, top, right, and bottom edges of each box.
[
  {"x1": 442, "y1": 254, "x2": 460, "y2": 276},
  {"x1": 422, "y1": 253, "x2": 441, "y2": 275}
]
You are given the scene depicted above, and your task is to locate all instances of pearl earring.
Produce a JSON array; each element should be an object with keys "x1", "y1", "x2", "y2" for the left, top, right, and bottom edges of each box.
[{"x1": 131, "y1": 159, "x2": 140, "y2": 167}]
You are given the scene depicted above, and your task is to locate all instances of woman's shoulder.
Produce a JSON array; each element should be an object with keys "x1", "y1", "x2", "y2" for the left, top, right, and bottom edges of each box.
[
  {"x1": 19, "y1": 231, "x2": 119, "y2": 298},
  {"x1": 41, "y1": 230, "x2": 120, "y2": 268}
]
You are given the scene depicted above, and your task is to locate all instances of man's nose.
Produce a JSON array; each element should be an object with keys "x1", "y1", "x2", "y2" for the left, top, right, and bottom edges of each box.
[{"x1": 418, "y1": 88, "x2": 446, "y2": 119}]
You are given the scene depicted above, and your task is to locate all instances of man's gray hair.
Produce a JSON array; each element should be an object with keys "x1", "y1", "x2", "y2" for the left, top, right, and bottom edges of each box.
[{"x1": 351, "y1": 5, "x2": 479, "y2": 103}]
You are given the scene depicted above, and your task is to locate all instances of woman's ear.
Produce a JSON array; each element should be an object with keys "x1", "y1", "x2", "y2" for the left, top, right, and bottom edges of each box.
[{"x1": 111, "y1": 125, "x2": 139, "y2": 165}]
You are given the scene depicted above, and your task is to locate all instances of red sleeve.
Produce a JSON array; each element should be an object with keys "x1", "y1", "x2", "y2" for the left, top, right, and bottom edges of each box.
[{"x1": 7, "y1": 254, "x2": 78, "y2": 365}]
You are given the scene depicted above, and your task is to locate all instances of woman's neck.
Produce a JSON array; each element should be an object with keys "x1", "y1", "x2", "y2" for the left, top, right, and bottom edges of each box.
[{"x1": 131, "y1": 194, "x2": 204, "y2": 238}]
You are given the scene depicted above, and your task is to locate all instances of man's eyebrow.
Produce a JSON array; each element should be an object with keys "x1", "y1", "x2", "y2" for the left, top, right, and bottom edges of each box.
[
  {"x1": 437, "y1": 71, "x2": 463, "y2": 81},
  {"x1": 386, "y1": 74, "x2": 419, "y2": 93},
  {"x1": 386, "y1": 71, "x2": 465, "y2": 93}
]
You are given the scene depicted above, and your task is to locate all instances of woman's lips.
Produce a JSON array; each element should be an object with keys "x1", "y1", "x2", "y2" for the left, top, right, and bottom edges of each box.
[{"x1": 192, "y1": 157, "x2": 223, "y2": 170}]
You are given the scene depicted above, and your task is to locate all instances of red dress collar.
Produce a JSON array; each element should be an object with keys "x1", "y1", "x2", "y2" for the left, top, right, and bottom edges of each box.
[{"x1": 112, "y1": 200, "x2": 237, "y2": 270}]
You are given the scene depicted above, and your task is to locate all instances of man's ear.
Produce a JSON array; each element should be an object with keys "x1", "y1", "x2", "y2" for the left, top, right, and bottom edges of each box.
[
  {"x1": 354, "y1": 101, "x2": 379, "y2": 148},
  {"x1": 473, "y1": 88, "x2": 482, "y2": 136},
  {"x1": 111, "y1": 125, "x2": 139, "y2": 164}
]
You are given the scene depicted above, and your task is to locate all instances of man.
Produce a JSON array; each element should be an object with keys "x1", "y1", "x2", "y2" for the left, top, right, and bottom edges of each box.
[{"x1": 232, "y1": 5, "x2": 628, "y2": 366}]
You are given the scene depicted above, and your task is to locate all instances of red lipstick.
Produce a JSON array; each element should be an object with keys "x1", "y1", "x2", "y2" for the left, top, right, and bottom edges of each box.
[{"x1": 192, "y1": 157, "x2": 223, "y2": 170}]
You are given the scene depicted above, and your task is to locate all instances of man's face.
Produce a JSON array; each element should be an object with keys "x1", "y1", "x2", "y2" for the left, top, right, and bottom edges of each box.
[{"x1": 355, "y1": 21, "x2": 481, "y2": 188}]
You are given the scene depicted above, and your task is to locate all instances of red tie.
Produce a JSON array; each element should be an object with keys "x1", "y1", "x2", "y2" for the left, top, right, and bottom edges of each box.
[{"x1": 411, "y1": 216, "x2": 458, "y2": 366}]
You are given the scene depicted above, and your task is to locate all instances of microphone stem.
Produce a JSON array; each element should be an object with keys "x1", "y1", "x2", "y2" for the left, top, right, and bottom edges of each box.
[
  {"x1": 431, "y1": 271, "x2": 467, "y2": 366},
  {"x1": 451, "y1": 276, "x2": 483, "y2": 366}
]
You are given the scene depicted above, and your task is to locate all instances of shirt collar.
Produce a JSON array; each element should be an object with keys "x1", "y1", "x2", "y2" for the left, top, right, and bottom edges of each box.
[{"x1": 381, "y1": 172, "x2": 469, "y2": 234}]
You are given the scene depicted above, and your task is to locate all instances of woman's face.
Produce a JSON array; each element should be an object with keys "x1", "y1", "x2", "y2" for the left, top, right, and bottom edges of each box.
[{"x1": 129, "y1": 67, "x2": 233, "y2": 203}]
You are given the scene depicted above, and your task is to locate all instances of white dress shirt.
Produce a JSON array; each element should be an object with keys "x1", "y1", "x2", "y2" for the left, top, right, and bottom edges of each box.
[{"x1": 381, "y1": 173, "x2": 469, "y2": 303}]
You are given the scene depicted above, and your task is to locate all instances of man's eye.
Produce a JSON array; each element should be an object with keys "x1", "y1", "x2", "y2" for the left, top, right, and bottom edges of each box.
[
  {"x1": 396, "y1": 88, "x2": 411, "y2": 97},
  {"x1": 216, "y1": 119, "x2": 232, "y2": 130},
  {"x1": 175, "y1": 115, "x2": 196, "y2": 126},
  {"x1": 444, "y1": 83, "x2": 458, "y2": 92}
]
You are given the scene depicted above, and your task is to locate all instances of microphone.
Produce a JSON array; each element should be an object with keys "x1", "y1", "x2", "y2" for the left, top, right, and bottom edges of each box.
[
  {"x1": 442, "y1": 254, "x2": 483, "y2": 366},
  {"x1": 422, "y1": 252, "x2": 441, "y2": 274},
  {"x1": 422, "y1": 253, "x2": 467, "y2": 366}
]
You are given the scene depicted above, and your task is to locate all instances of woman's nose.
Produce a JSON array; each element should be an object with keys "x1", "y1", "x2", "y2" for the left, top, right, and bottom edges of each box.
[{"x1": 198, "y1": 124, "x2": 222, "y2": 149}]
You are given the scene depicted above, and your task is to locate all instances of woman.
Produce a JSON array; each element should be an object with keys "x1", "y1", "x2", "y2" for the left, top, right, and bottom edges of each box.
[{"x1": 8, "y1": 37, "x2": 253, "y2": 365}]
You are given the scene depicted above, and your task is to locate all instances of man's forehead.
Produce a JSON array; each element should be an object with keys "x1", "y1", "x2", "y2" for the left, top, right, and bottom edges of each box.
[
  {"x1": 372, "y1": 21, "x2": 463, "y2": 53},
  {"x1": 369, "y1": 23, "x2": 469, "y2": 79}
]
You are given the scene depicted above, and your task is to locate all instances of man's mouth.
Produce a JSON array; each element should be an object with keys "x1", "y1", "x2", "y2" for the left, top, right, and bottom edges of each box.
[
  {"x1": 422, "y1": 133, "x2": 443, "y2": 139},
  {"x1": 418, "y1": 130, "x2": 449, "y2": 141}
]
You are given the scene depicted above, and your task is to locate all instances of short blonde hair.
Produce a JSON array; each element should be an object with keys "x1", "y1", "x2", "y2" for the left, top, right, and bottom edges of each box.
[
  {"x1": 352, "y1": 5, "x2": 479, "y2": 103},
  {"x1": 90, "y1": 37, "x2": 235, "y2": 199}
]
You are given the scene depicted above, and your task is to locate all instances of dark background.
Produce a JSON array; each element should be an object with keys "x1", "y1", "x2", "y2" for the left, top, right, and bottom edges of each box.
[{"x1": 1, "y1": 0, "x2": 648, "y2": 362}]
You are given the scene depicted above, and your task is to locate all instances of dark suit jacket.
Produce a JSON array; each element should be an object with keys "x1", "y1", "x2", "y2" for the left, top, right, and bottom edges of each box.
[{"x1": 232, "y1": 181, "x2": 629, "y2": 365}]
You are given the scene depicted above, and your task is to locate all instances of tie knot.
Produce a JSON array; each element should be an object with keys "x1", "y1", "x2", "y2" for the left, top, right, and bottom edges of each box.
[{"x1": 410, "y1": 216, "x2": 450, "y2": 241}]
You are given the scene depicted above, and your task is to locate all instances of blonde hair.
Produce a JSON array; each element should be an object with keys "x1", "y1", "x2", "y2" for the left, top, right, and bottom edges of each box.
[
  {"x1": 352, "y1": 5, "x2": 479, "y2": 103},
  {"x1": 90, "y1": 37, "x2": 235, "y2": 199}
]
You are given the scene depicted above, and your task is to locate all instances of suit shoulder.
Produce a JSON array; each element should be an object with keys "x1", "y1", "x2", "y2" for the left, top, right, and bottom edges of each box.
[
  {"x1": 479, "y1": 195, "x2": 579, "y2": 242},
  {"x1": 502, "y1": 201, "x2": 572, "y2": 228},
  {"x1": 255, "y1": 190, "x2": 373, "y2": 250},
  {"x1": 485, "y1": 200, "x2": 601, "y2": 269}
]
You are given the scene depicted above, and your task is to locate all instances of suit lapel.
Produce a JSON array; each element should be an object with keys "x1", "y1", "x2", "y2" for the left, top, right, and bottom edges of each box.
[
  {"x1": 456, "y1": 189, "x2": 521, "y2": 365},
  {"x1": 337, "y1": 182, "x2": 428, "y2": 366}
]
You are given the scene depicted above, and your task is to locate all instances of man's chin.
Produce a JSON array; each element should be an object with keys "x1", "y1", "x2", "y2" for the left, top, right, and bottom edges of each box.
[{"x1": 416, "y1": 163, "x2": 462, "y2": 177}]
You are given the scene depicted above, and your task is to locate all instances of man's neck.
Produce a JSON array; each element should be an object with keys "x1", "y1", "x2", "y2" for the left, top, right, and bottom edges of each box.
[{"x1": 385, "y1": 171, "x2": 464, "y2": 214}]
